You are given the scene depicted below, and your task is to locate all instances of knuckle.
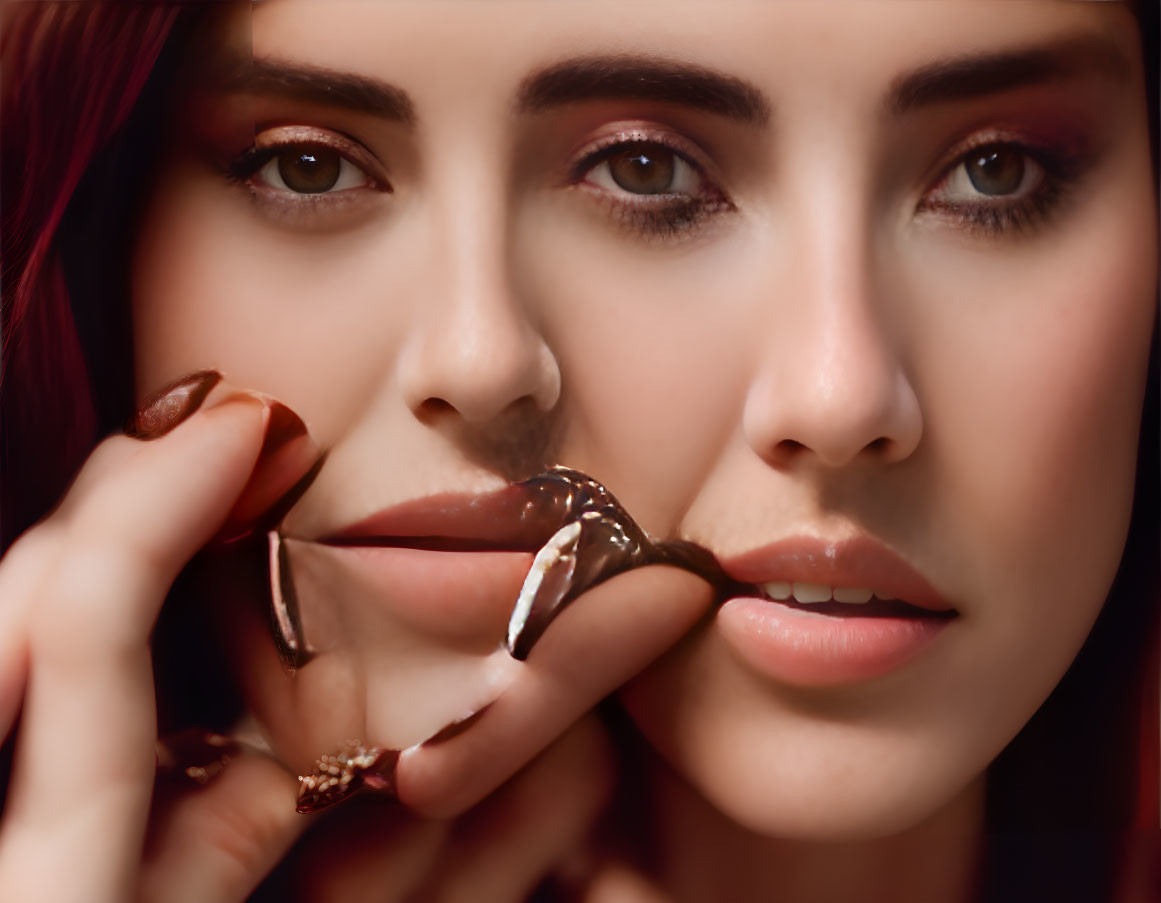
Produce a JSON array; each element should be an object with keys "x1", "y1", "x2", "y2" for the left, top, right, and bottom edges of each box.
[
  {"x1": 51, "y1": 435, "x2": 141, "y2": 519},
  {"x1": 30, "y1": 540, "x2": 152, "y2": 659},
  {"x1": 0, "y1": 524, "x2": 61, "y2": 608}
]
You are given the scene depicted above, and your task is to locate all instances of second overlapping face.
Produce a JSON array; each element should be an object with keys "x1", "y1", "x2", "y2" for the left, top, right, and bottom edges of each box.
[{"x1": 135, "y1": 0, "x2": 1155, "y2": 837}]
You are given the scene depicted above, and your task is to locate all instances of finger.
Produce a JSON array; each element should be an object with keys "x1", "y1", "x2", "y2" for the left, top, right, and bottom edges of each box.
[
  {"x1": 410, "y1": 714, "x2": 614, "y2": 903},
  {"x1": 579, "y1": 863, "x2": 677, "y2": 903},
  {"x1": 139, "y1": 743, "x2": 307, "y2": 903},
  {"x1": 396, "y1": 566, "x2": 713, "y2": 817},
  {"x1": 297, "y1": 716, "x2": 613, "y2": 903},
  {"x1": 286, "y1": 803, "x2": 449, "y2": 903},
  {"x1": 0, "y1": 395, "x2": 269, "y2": 902},
  {"x1": 0, "y1": 527, "x2": 59, "y2": 739}
]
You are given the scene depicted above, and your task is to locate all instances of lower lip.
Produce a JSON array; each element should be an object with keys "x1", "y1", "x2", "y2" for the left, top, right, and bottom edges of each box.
[
  {"x1": 301, "y1": 543, "x2": 534, "y2": 641},
  {"x1": 716, "y1": 595, "x2": 953, "y2": 688}
]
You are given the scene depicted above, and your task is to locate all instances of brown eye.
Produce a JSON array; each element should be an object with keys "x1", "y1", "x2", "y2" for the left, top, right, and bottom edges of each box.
[
  {"x1": 584, "y1": 139, "x2": 705, "y2": 199},
  {"x1": 608, "y1": 144, "x2": 677, "y2": 194},
  {"x1": 964, "y1": 146, "x2": 1025, "y2": 196},
  {"x1": 256, "y1": 143, "x2": 371, "y2": 195},
  {"x1": 277, "y1": 147, "x2": 342, "y2": 193},
  {"x1": 924, "y1": 142, "x2": 1044, "y2": 213}
]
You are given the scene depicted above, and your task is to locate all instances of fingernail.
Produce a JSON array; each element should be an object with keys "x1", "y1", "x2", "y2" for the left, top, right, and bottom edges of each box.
[
  {"x1": 506, "y1": 468, "x2": 729, "y2": 660},
  {"x1": 156, "y1": 729, "x2": 240, "y2": 787},
  {"x1": 508, "y1": 520, "x2": 582, "y2": 660},
  {"x1": 508, "y1": 510, "x2": 649, "y2": 661},
  {"x1": 218, "y1": 401, "x2": 324, "y2": 542},
  {"x1": 267, "y1": 529, "x2": 315, "y2": 672},
  {"x1": 296, "y1": 742, "x2": 399, "y2": 814},
  {"x1": 126, "y1": 370, "x2": 223, "y2": 440}
]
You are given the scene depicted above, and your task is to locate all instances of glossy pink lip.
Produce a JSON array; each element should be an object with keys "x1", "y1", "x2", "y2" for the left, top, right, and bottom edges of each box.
[{"x1": 716, "y1": 536, "x2": 957, "y2": 688}]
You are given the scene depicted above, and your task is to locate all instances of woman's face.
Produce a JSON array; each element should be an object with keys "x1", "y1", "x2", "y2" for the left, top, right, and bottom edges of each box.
[{"x1": 132, "y1": 0, "x2": 1156, "y2": 838}]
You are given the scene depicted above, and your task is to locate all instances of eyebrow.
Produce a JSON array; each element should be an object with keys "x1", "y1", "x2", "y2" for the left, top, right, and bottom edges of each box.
[
  {"x1": 515, "y1": 55, "x2": 770, "y2": 126},
  {"x1": 888, "y1": 35, "x2": 1130, "y2": 114},
  {"x1": 215, "y1": 57, "x2": 417, "y2": 125}
]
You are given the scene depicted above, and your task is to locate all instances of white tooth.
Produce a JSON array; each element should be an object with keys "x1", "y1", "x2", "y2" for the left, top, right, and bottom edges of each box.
[
  {"x1": 833, "y1": 587, "x2": 873, "y2": 604},
  {"x1": 792, "y1": 582, "x2": 832, "y2": 604},
  {"x1": 764, "y1": 580, "x2": 792, "y2": 600},
  {"x1": 873, "y1": 592, "x2": 896, "y2": 601}
]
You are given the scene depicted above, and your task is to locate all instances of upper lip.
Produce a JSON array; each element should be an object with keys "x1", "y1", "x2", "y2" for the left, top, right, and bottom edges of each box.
[
  {"x1": 309, "y1": 485, "x2": 556, "y2": 552},
  {"x1": 719, "y1": 536, "x2": 955, "y2": 612}
]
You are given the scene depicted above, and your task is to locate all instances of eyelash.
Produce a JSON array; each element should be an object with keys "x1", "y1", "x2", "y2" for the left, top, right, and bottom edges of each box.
[
  {"x1": 917, "y1": 137, "x2": 1087, "y2": 237},
  {"x1": 567, "y1": 132, "x2": 734, "y2": 240}
]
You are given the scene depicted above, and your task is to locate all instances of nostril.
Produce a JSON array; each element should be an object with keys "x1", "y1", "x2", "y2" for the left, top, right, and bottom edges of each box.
[
  {"x1": 772, "y1": 439, "x2": 807, "y2": 463},
  {"x1": 866, "y1": 436, "x2": 891, "y2": 453},
  {"x1": 415, "y1": 397, "x2": 456, "y2": 425}
]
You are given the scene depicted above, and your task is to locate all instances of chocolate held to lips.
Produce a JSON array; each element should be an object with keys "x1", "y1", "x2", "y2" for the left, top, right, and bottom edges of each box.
[
  {"x1": 505, "y1": 466, "x2": 729, "y2": 659},
  {"x1": 285, "y1": 466, "x2": 730, "y2": 813}
]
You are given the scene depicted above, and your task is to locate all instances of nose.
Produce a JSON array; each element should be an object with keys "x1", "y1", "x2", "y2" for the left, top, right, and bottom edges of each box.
[
  {"x1": 398, "y1": 200, "x2": 560, "y2": 425},
  {"x1": 743, "y1": 237, "x2": 922, "y2": 470}
]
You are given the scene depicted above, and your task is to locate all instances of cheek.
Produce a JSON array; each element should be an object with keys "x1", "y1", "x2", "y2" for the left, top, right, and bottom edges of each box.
[
  {"x1": 131, "y1": 160, "x2": 411, "y2": 436},
  {"x1": 913, "y1": 191, "x2": 1157, "y2": 662}
]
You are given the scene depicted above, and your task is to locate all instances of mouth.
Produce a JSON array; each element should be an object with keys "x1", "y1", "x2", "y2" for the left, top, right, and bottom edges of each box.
[
  {"x1": 282, "y1": 468, "x2": 705, "y2": 661},
  {"x1": 715, "y1": 537, "x2": 959, "y2": 687}
]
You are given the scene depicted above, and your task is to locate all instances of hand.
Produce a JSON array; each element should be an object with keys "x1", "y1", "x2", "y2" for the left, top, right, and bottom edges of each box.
[
  {"x1": 0, "y1": 372, "x2": 318, "y2": 903},
  {"x1": 395, "y1": 564, "x2": 713, "y2": 819},
  {"x1": 0, "y1": 368, "x2": 716, "y2": 902},
  {"x1": 269, "y1": 714, "x2": 616, "y2": 903}
]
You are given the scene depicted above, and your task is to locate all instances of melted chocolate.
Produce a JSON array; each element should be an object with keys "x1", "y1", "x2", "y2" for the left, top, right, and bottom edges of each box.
[{"x1": 505, "y1": 467, "x2": 734, "y2": 659}]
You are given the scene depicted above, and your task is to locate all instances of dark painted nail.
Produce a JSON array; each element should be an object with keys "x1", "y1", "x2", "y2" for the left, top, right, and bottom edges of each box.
[
  {"x1": 268, "y1": 529, "x2": 315, "y2": 672},
  {"x1": 506, "y1": 468, "x2": 734, "y2": 660},
  {"x1": 156, "y1": 729, "x2": 240, "y2": 786},
  {"x1": 126, "y1": 370, "x2": 222, "y2": 440},
  {"x1": 507, "y1": 510, "x2": 646, "y2": 661},
  {"x1": 296, "y1": 743, "x2": 399, "y2": 814},
  {"x1": 508, "y1": 520, "x2": 582, "y2": 660}
]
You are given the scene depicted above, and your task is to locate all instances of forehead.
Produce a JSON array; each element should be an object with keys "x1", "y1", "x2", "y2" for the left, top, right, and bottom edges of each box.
[{"x1": 245, "y1": 0, "x2": 1139, "y2": 114}]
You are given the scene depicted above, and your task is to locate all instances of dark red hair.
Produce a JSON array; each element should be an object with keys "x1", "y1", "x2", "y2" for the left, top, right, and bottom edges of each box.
[{"x1": 1, "y1": 2, "x2": 182, "y2": 546}]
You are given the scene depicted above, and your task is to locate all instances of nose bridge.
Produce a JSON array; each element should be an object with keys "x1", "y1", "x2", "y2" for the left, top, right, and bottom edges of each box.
[
  {"x1": 744, "y1": 163, "x2": 922, "y2": 468},
  {"x1": 399, "y1": 143, "x2": 560, "y2": 423}
]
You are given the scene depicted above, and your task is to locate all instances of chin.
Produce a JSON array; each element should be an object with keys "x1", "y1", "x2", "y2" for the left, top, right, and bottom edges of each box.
[
  {"x1": 686, "y1": 750, "x2": 977, "y2": 842},
  {"x1": 618, "y1": 640, "x2": 990, "y2": 844}
]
